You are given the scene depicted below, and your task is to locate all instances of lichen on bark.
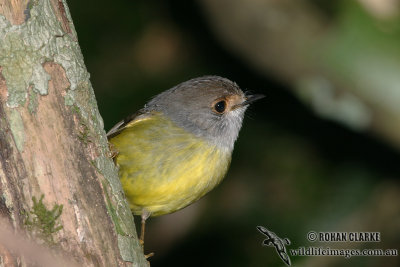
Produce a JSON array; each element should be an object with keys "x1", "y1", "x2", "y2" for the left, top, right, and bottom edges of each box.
[{"x1": 0, "y1": 0, "x2": 147, "y2": 265}]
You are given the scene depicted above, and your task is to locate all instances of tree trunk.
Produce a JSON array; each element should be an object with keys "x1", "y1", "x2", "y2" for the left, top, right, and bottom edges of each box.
[{"x1": 0, "y1": 0, "x2": 147, "y2": 266}]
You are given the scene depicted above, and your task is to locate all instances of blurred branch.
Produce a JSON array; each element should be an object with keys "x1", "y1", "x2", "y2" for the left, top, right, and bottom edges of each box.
[
  {"x1": 0, "y1": 217, "x2": 79, "y2": 267},
  {"x1": 199, "y1": 0, "x2": 400, "y2": 149},
  {"x1": 357, "y1": 0, "x2": 400, "y2": 18}
]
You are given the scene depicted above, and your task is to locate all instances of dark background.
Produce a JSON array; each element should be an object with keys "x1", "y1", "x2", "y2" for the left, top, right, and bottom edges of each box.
[{"x1": 68, "y1": 1, "x2": 399, "y2": 266}]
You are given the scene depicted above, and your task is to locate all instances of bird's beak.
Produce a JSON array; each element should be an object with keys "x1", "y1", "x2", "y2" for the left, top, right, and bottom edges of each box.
[
  {"x1": 241, "y1": 94, "x2": 265, "y2": 106},
  {"x1": 231, "y1": 93, "x2": 265, "y2": 110}
]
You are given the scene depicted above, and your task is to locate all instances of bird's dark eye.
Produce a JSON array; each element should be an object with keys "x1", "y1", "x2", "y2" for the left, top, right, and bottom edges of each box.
[{"x1": 213, "y1": 100, "x2": 226, "y2": 114}]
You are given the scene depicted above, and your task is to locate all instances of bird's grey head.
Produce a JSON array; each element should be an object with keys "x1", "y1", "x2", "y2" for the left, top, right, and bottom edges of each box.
[{"x1": 145, "y1": 76, "x2": 263, "y2": 152}]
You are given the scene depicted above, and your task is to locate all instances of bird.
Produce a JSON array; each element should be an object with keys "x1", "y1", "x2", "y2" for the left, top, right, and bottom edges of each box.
[{"x1": 107, "y1": 76, "x2": 264, "y2": 249}]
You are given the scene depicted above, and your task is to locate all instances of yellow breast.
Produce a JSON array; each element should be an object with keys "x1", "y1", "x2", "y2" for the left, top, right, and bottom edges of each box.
[{"x1": 109, "y1": 112, "x2": 231, "y2": 216}]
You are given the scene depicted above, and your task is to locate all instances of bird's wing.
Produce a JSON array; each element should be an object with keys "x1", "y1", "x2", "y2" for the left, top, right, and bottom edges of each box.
[{"x1": 106, "y1": 110, "x2": 151, "y2": 139}]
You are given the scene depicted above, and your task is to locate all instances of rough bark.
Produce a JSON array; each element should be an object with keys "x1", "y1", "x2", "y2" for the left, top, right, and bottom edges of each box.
[{"x1": 0, "y1": 0, "x2": 147, "y2": 266}]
